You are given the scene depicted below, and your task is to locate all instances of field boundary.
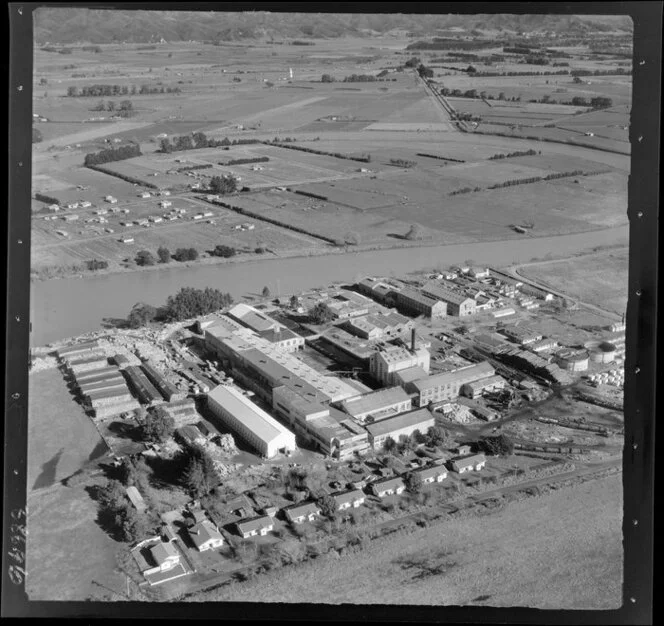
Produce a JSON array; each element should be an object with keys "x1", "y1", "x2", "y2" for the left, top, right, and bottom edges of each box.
[{"x1": 471, "y1": 129, "x2": 631, "y2": 156}]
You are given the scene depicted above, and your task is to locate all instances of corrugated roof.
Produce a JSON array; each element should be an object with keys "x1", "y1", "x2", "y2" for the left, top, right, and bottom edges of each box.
[
  {"x1": 396, "y1": 287, "x2": 441, "y2": 308},
  {"x1": 207, "y1": 385, "x2": 293, "y2": 444},
  {"x1": 341, "y1": 386, "x2": 410, "y2": 417},
  {"x1": 421, "y1": 283, "x2": 474, "y2": 306},
  {"x1": 365, "y1": 407, "x2": 434, "y2": 438},
  {"x1": 395, "y1": 365, "x2": 428, "y2": 384},
  {"x1": 411, "y1": 362, "x2": 495, "y2": 391}
]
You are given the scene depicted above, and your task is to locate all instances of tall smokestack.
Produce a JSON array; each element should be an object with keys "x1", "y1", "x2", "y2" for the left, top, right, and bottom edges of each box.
[{"x1": 411, "y1": 328, "x2": 416, "y2": 352}]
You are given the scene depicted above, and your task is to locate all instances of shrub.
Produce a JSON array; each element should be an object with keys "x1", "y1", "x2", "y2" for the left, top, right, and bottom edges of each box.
[
  {"x1": 157, "y1": 246, "x2": 171, "y2": 264},
  {"x1": 86, "y1": 259, "x2": 108, "y2": 271},
  {"x1": 212, "y1": 245, "x2": 236, "y2": 258},
  {"x1": 135, "y1": 250, "x2": 155, "y2": 266}
]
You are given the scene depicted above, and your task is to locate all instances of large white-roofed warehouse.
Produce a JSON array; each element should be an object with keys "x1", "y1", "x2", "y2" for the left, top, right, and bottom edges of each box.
[{"x1": 207, "y1": 385, "x2": 296, "y2": 458}]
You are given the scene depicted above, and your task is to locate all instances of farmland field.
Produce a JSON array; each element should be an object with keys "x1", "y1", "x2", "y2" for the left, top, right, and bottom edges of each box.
[
  {"x1": 518, "y1": 247, "x2": 629, "y2": 314},
  {"x1": 192, "y1": 473, "x2": 623, "y2": 608}
]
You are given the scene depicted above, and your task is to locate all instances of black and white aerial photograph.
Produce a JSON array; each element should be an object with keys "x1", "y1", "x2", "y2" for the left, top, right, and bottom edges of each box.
[{"x1": 4, "y1": 3, "x2": 658, "y2": 621}]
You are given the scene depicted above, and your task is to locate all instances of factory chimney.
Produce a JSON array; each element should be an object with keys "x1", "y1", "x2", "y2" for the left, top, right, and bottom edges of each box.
[{"x1": 411, "y1": 328, "x2": 417, "y2": 352}]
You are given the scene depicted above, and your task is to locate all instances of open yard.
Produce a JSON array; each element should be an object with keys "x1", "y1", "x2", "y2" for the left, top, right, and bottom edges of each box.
[
  {"x1": 191, "y1": 473, "x2": 623, "y2": 608},
  {"x1": 518, "y1": 247, "x2": 629, "y2": 315}
]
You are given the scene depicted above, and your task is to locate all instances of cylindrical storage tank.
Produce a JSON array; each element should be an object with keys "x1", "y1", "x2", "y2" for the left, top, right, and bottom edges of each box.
[
  {"x1": 585, "y1": 340, "x2": 617, "y2": 364},
  {"x1": 555, "y1": 349, "x2": 589, "y2": 372}
]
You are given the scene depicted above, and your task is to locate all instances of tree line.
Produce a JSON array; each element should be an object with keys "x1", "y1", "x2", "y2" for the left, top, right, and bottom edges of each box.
[
  {"x1": 158, "y1": 132, "x2": 260, "y2": 154},
  {"x1": 84, "y1": 143, "x2": 141, "y2": 167},
  {"x1": 67, "y1": 84, "x2": 182, "y2": 97}
]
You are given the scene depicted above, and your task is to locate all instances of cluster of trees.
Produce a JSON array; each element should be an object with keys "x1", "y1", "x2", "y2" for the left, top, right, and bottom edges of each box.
[
  {"x1": 96, "y1": 479, "x2": 155, "y2": 543},
  {"x1": 389, "y1": 158, "x2": 417, "y2": 168},
  {"x1": 84, "y1": 143, "x2": 141, "y2": 167},
  {"x1": 35, "y1": 192, "x2": 60, "y2": 204},
  {"x1": 32, "y1": 128, "x2": 43, "y2": 144},
  {"x1": 479, "y1": 434, "x2": 514, "y2": 456},
  {"x1": 308, "y1": 302, "x2": 336, "y2": 325},
  {"x1": 132, "y1": 246, "x2": 171, "y2": 268},
  {"x1": 67, "y1": 84, "x2": 182, "y2": 97},
  {"x1": 489, "y1": 148, "x2": 538, "y2": 160},
  {"x1": 182, "y1": 443, "x2": 219, "y2": 497},
  {"x1": 209, "y1": 175, "x2": 238, "y2": 195},
  {"x1": 164, "y1": 286, "x2": 233, "y2": 321},
  {"x1": 218, "y1": 156, "x2": 269, "y2": 166},
  {"x1": 86, "y1": 259, "x2": 108, "y2": 271},
  {"x1": 142, "y1": 407, "x2": 175, "y2": 443},
  {"x1": 523, "y1": 55, "x2": 550, "y2": 65},
  {"x1": 173, "y1": 247, "x2": 199, "y2": 262},
  {"x1": 321, "y1": 73, "x2": 396, "y2": 83},
  {"x1": 417, "y1": 64, "x2": 434, "y2": 79},
  {"x1": 158, "y1": 131, "x2": 259, "y2": 154},
  {"x1": 92, "y1": 99, "x2": 134, "y2": 116},
  {"x1": 212, "y1": 245, "x2": 236, "y2": 258},
  {"x1": 176, "y1": 163, "x2": 213, "y2": 172},
  {"x1": 271, "y1": 142, "x2": 371, "y2": 163},
  {"x1": 127, "y1": 303, "x2": 159, "y2": 328}
]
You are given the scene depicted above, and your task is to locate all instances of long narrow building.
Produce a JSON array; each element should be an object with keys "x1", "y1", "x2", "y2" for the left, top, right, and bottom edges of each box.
[
  {"x1": 124, "y1": 365, "x2": 164, "y2": 405},
  {"x1": 207, "y1": 385, "x2": 296, "y2": 458}
]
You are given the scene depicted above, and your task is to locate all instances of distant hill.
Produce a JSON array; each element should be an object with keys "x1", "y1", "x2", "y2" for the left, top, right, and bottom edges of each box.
[{"x1": 33, "y1": 9, "x2": 633, "y2": 45}]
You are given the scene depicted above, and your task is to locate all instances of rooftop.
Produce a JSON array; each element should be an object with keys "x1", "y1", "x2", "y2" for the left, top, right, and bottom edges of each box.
[
  {"x1": 258, "y1": 327, "x2": 301, "y2": 344},
  {"x1": 188, "y1": 520, "x2": 223, "y2": 549},
  {"x1": 394, "y1": 365, "x2": 429, "y2": 385},
  {"x1": 410, "y1": 362, "x2": 495, "y2": 391},
  {"x1": 340, "y1": 386, "x2": 411, "y2": 418},
  {"x1": 236, "y1": 515, "x2": 273, "y2": 533},
  {"x1": 207, "y1": 385, "x2": 293, "y2": 444},
  {"x1": 396, "y1": 287, "x2": 442, "y2": 308},
  {"x1": 421, "y1": 283, "x2": 474, "y2": 306},
  {"x1": 365, "y1": 407, "x2": 434, "y2": 438}
]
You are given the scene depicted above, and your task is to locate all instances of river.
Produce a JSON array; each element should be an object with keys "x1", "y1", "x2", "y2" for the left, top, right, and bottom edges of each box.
[{"x1": 30, "y1": 225, "x2": 628, "y2": 346}]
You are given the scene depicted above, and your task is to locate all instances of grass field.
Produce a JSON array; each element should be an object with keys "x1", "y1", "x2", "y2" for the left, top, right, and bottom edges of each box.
[
  {"x1": 25, "y1": 367, "x2": 126, "y2": 600},
  {"x1": 518, "y1": 247, "x2": 629, "y2": 315},
  {"x1": 191, "y1": 473, "x2": 623, "y2": 608}
]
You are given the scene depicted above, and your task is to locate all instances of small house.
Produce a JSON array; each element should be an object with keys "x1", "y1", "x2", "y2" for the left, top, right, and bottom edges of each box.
[
  {"x1": 147, "y1": 541, "x2": 180, "y2": 574},
  {"x1": 125, "y1": 485, "x2": 147, "y2": 513},
  {"x1": 283, "y1": 501, "x2": 320, "y2": 525},
  {"x1": 411, "y1": 465, "x2": 447, "y2": 484},
  {"x1": 188, "y1": 520, "x2": 225, "y2": 552},
  {"x1": 369, "y1": 476, "x2": 405, "y2": 498},
  {"x1": 452, "y1": 444, "x2": 472, "y2": 456},
  {"x1": 331, "y1": 489, "x2": 366, "y2": 511},
  {"x1": 235, "y1": 515, "x2": 274, "y2": 538},
  {"x1": 450, "y1": 453, "x2": 487, "y2": 474}
]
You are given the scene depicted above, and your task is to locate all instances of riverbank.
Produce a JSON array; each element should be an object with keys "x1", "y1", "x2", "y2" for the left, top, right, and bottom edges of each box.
[
  {"x1": 30, "y1": 221, "x2": 629, "y2": 285},
  {"x1": 29, "y1": 225, "x2": 628, "y2": 347}
]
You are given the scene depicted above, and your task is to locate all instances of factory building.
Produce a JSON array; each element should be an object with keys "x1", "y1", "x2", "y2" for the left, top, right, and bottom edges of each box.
[
  {"x1": 393, "y1": 288, "x2": 447, "y2": 319},
  {"x1": 227, "y1": 303, "x2": 282, "y2": 333},
  {"x1": 343, "y1": 311, "x2": 414, "y2": 341},
  {"x1": 207, "y1": 385, "x2": 296, "y2": 458},
  {"x1": 356, "y1": 277, "x2": 398, "y2": 306},
  {"x1": 369, "y1": 333, "x2": 430, "y2": 386},
  {"x1": 124, "y1": 365, "x2": 164, "y2": 405},
  {"x1": 141, "y1": 360, "x2": 187, "y2": 402},
  {"x1": 257, "y1": 327, "x2": 305, "y2": 352},
  {"x1": 460, "y1": 374, "x2": 506, "y2": 399},
  {"x1": 338, "y1": 386, "x2": 412, "y2": 424},
  {"x1": 500, "y1": 325, "x2": 543, "y2": 346},
  {"x1": 365, "y1": 407, "x2": 435, "y2": 450},
  {"x1": 420, "y1": 284, "x2": 476, "y2": 317},
  {"x1": 406, "y1": 361, "x2": 496, "y2": 406}
]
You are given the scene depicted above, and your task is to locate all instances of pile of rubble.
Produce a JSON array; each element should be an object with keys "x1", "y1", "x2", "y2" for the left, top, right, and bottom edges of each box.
[
  {"x1": 30, "y1": 355, "x2": 59, "y2": 373},
  {"x1": 212, "y1": 460, "x2": 242, "y2": 479},
  {"x1": 447, "y1": 403, "x2": 476, "y2": 424},
  {"x1": 216, "y1": 433, "x2": 239, "y2": 456}
]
